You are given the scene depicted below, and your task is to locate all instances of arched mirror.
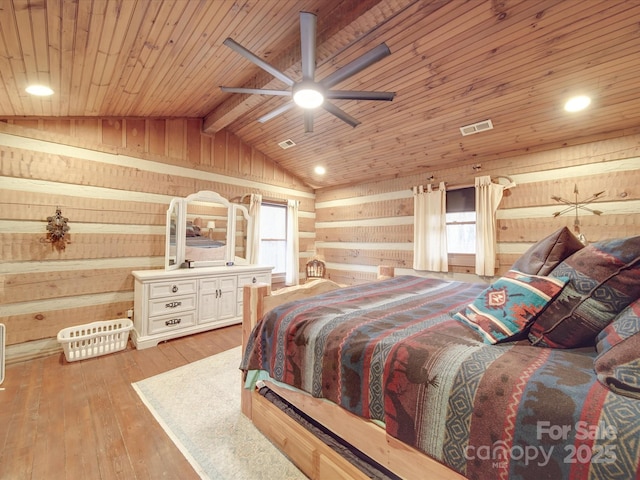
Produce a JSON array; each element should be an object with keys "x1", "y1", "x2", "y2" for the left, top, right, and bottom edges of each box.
[
  {"x1": 182, "y1": 191, "x2": 232, "y2": 267},
  {"x1": 164, "y1": 191, "x2": 252, "y2": 270}
]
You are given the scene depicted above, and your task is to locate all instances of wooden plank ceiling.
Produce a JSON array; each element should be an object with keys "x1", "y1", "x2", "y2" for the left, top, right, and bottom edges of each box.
[{"x1": 1, "y1": 0, "x2": 639, "y2": 189}]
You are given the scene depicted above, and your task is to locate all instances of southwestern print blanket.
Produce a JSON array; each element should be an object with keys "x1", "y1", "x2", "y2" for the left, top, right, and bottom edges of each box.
[{"x1": 241, "y1": 276, "x2": 640, "y2": 479}]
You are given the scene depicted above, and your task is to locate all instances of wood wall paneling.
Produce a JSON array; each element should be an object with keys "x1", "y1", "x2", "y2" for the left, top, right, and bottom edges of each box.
[
  {"x1": 148, "y1": 119, "x2": 166, "y2": 157},
  {"x1": 126, "y1": 119, "x2": 146, "y2": 151},
  {"x1": 2, "y1": 268, "x2": 135, "y2": 304},
  {"x1": 101, "y1": 118, "x2": 123, "y2": 147},
  {"x1": 315, "y1": 135, "x2": 640, "y2": 280},
  {"x1": 2, "y1": 117, "x2": 639, "y2": 352},
  {"x1": 5, "y1": 301, "x2": 133, "y2": 345},
  {"x1": 0, "y1": 233, "x2": 165, "y2": 263},
  {"x1": 0, "y1": 120, "x2": 314, "y2": 351},
  {"x1": 0, "y1": 189, "x2": 167, "y2": 224}
]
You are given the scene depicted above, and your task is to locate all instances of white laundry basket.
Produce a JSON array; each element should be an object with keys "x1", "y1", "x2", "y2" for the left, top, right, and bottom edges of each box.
[{"x1": 57, "y1": 318, "x2": 133, "y2": 362}]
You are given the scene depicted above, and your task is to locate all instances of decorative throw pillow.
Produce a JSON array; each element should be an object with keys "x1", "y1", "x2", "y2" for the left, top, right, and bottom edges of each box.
[
  {"x1": 529, "y1": 236, "x2": 640, "y2": 348},
  {"x1": 511, "y1": 227, "x2": 585, "y2": 276},
  {"x1": 453, "y1": 270, "x2": 568, "y2": 344}
]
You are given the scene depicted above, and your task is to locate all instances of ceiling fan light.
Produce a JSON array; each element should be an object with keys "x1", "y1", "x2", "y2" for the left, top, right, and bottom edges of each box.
[{"x1": 293, "y1": 87, "x2": 324, "y2": 109}]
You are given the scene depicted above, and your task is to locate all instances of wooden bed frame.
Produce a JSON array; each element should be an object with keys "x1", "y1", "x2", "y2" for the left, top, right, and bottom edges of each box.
[{"x1": 241, "y1": 277, "x2": 464, "y2": 480}]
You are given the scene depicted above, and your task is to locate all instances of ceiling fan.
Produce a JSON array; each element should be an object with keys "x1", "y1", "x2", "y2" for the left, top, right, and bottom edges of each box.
[{"x1": 220, "y1": 11, "x2": 396, "y2": 133}]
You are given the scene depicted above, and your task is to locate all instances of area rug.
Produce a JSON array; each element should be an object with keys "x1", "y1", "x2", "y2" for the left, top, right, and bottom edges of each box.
[{"x1": 132, "y1": 346, "x2": 306, "y2": 480}]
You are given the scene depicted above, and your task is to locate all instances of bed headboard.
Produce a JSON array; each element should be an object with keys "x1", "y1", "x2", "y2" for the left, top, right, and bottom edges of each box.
[{"x1": 165, "y1": 190, "x2": 251, "y2": 270}]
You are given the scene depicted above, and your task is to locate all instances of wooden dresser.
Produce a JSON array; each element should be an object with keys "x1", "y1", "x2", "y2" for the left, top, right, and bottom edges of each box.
[{"x1": 132, "y1": 265, "x2": 272, "y2": 349}]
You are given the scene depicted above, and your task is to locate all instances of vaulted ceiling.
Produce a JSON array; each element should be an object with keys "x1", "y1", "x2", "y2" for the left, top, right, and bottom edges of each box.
[{"x1": 2, "y1": 0, "x2": 640, "y2": 188}]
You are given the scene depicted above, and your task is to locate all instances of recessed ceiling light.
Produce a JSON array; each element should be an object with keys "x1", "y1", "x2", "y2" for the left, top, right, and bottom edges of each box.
[
  {"x1": 564, "y1": 95, "x2": 591, "y2": 112},
  {"x1": 314, "y1": 166, "x2": 326, "y2": 175},
  {"x1": 26, "y1": 85, "x2": 54, "y2": 96}
]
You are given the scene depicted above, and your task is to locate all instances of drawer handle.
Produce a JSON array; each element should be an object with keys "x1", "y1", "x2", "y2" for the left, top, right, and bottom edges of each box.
[
  {"x1": 215, "y1": 289, "x2": 222, "y2": 298},
  {"x1": 252, "y1": 277, "x2": 257, "y2": 283},
  {"x1": 172, "y1": 285, "x2": 178, "y2": 293},
  {"x1": 166, "y1": 301, "x2": 182, "y2": 308},
  {"x1": 165, "y1": 318, "x2": 181, "y2": 326}
]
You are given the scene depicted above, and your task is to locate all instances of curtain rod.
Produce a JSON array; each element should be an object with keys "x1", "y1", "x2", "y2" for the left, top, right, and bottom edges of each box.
[
  {"x1": 410, "y1": 182, "x2": 472, "y2": 192},
  {"x1": 238, "y1": 193, "x2": 287, "y2": 205},
  {"x1": 410, "y1": 175, "x2": 515, "y2": 191}
]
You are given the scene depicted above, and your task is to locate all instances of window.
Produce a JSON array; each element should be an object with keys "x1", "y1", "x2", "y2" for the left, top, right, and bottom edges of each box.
[
  {"x1": 446, "y1": 210, "x2": 476, "y2": 253},
  {"x1": 259, "y1": 203, "x2": 287, "y2": 277},
  {"x1": 446, "y1": 187, "x2": 476, "y2": 261}
]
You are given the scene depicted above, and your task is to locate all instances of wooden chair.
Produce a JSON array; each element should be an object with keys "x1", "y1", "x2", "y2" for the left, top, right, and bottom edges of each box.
[{"x1": 305, "y1": 259, "x2": 326, "y2": 282}]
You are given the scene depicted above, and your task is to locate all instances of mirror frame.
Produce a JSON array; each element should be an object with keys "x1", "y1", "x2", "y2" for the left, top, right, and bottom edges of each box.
[
  {"x1": 182, "y1": 190, "x2": 232, "y2": 268},
  {"x1": 164, "y1": 197, "x2": 183, "y2": 270},
  {"x1": 165, "y1": 190, "x2": 251, "y2": 270},
  {"x1": 231, "y1": 202, "x2": 251, "y2": 264}
]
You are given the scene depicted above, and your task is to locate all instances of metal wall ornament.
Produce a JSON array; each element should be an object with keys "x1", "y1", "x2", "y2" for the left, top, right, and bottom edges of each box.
[
  {"x1": 45, "y1": 207, "x2": 70, "y2": 251},
  {"x1": 551, "y1": 184, "x2": 604, "y2": 244}
]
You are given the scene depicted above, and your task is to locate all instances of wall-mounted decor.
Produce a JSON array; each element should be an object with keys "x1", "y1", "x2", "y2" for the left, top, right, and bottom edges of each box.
[
  {"x1": 45, "y1": 207, "x2": 70, "y2": 251},
  {"x1": 552, "y1": 184, "x2": 604, "y2": 244}
]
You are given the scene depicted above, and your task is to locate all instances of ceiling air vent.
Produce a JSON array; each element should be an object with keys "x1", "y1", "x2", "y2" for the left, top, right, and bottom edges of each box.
[
  {"x1": 460, "y1": 119, "x2": 493, "y2": 136},
  {"x1": 278, "y1": 139, "x2": 296, "y2": 149}
]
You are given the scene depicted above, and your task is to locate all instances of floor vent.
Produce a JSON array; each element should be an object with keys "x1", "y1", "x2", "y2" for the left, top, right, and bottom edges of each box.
[
  {"x1": 0, "y1": 323, "x2": 4, "y2": 385},
  {"x1": 278, "y1": 139, "x2": 296, "y2": 149},
  {"x1": 460, "y1": 119, "x2": 493, "y2": 136}
]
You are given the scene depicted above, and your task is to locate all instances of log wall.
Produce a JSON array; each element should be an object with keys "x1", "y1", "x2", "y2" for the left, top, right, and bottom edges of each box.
[
  {"x1": 2, "y1": 116, "x2": 640, "y2": 357},
  {"x1": 0, "y1": 119, "x2": 314, "y2": 356},
  {"x1": 315, "y1": 134, "x2": 640, "y2": 285}
]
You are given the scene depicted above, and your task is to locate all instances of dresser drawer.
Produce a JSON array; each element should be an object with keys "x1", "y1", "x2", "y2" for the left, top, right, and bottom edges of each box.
[
  {"x1": 149, "y1": 279, "x2": 197, "y2": 299},
  {"x1": 148, "y1": 294, "x2": 196, "y2": 317},
  {"x1": 148, "y1": 311, "x2": 197, "y2": 335},
  {"x1": 237, "y1": 273, "x2": 271, "y2": 302}
]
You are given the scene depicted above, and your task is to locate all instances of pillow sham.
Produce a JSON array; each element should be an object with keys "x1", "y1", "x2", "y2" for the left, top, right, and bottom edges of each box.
[
  {"x1": 596, "y1": 300, "x2": 640, "y2": 355},
  {"x1": 511, "y1": 227, "x2": 585, "y2": 276},
  {"x1": 594, "y1": 328, "x2": 640, "y2": 400},
  {"x1": 528, "y1": 236, "x2": 640, "y2": 348},
  {"x1": 453, "y1": 270, "x2": 568, "y2": 344}
]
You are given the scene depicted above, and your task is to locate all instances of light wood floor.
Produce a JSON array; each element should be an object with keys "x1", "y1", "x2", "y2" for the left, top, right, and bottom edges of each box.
[{"x1": 0, "y1": 325, "x2": 242, "y2": 480}]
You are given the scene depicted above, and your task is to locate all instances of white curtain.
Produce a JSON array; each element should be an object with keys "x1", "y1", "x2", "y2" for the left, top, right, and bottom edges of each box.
[
  {"x1": 413, "y1": 182, "x2": 448, "y2": 272},
  {"x1": 475, "y1": 176, "x2": 505, "y2": 276},
  {"x1": 247, "y1": 193, "x2": 262, "y2": 264},
  {"x1": 285, "y1": 199, "x2": 300, "y2": 286}
]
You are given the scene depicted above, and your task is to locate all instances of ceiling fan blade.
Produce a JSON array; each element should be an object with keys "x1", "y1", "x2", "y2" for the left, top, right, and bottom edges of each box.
[
  {"x1": 322, "y1": 101, "x2": 361, "y2": 128},
  {"x1": 321, "y1": 43, "x2": 391, "y2": 89},
  {"x1": 326, "y1": 90, "x2": 396, "y2": 101},
  {"x1": 300, "y1": 12, "x2": 317, "y2": 81},
  {"x1": 221, "y1": 87, "x2": 291, "y2": 96},
  {"x1": 257, "y1": 102, "x2": 296, "y2": 123},
  {"x1": 223, "y1": 38, "x2": 295, "y2": 87},
  {"x1": 304, "y1": 111, "x2": 314, "y2": 133}
]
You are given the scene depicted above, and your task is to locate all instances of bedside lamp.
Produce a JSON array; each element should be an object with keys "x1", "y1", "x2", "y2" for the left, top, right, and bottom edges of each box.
[{"x1": 206, "y1": 221, "x2": 216, "y2": 239}]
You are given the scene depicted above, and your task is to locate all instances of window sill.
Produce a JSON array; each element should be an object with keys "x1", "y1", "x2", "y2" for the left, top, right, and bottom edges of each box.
[{"x1": 448, "y1": 253, "x2": 475, "y2": 268}]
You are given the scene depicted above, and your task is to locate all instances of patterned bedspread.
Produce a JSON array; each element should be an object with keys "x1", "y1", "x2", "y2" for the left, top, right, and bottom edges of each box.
[{"x1": 241, "y1": 276, "x2": 640, "y2": 479}]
